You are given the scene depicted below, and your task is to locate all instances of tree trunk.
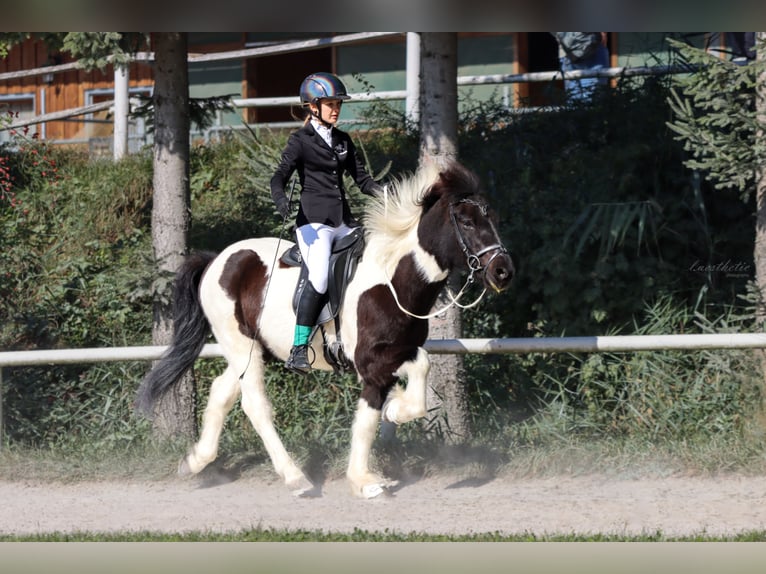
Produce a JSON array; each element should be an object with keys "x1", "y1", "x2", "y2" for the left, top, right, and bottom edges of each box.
[
  {"x1": 755, "y1": 32, "x2": 766, "y2": 419},
  {"x1": 150, "y1": 33, "x2": 196, "y2": 439},
  {"x1": 418, "y1": 33, "x2": 472, "y2": 443},
  {"x1": 419, "y1": 33, "x2": 458, "y2": 168}
]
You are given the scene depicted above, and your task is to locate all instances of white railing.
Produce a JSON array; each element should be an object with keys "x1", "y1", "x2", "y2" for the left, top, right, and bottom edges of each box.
[
  {"x1": 1, "y1": 334, "x2": 763, "y2": 448},
  {"x1": 0, "y1": 27, "x2": 694, "y2": 143},
  {"x1": 2, "y1": 334, "x2": 766, "y2": 368},
  {"x1": 2, "y1": 62, "x2": 688, "y2": 136}
]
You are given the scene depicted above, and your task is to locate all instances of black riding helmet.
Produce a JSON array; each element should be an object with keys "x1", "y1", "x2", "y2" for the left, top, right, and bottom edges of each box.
[{"x1": 299, "y1": 72, "x2": 351, "y2": 125}]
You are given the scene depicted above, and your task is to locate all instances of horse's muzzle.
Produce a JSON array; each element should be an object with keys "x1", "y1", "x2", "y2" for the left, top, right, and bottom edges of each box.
[{"x1": 484, "y1": 250, "x2": 515, "y2": 293}]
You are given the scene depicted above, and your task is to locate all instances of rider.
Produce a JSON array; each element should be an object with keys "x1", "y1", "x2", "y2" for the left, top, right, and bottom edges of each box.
[{"x1": 271, "y1": 72, "x2": 384, "y2": 375}]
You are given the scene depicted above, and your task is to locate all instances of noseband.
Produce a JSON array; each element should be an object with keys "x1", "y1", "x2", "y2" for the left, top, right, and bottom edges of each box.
[{"x1": 449, "y1": 199, "x2": 508, "y2": 284}]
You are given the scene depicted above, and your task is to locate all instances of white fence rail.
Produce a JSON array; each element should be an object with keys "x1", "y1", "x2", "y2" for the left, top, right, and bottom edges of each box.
[
  {"x1": 1, "y1": 334, "x2": 764, "y2": 449},
  {"x1": 2, "y1": 333, "x2": 766, "y2": 368}
]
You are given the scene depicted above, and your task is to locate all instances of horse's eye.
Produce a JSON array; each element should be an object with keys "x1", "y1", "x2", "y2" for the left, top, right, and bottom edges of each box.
[{"x1": 458, "y1": 215, "x2": 474, "y2": 229}]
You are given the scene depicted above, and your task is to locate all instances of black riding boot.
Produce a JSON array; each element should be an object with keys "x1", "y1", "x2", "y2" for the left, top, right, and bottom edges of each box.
[
  {"x1": 285, "y1": 344, "x2": 312, "y2": 375},
  {"x1": 285, "y1": 281, "x2": 326, "y2": 375}
]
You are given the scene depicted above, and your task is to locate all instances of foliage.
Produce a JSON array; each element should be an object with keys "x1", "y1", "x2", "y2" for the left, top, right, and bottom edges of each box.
[
  {"x1": 0, "y1": 33, "x2": 65, "y2": 59},
  {"x1": 665, "y1": 38, "x2": 765, "y2": 200},
  {"x1": 0, "y1": 75, "x2": 762, "y2": 473},
  {"x1": 0, "y1": 125, "x2": 155, "y2": 447},
  {"x1": 131, "y1": 94, "x2": 237, "y2": 134},
  {"x1": 513, "y1": 297, "x2": 760, "y2": 443},
  {"x1": 454, "y1": 76, "x2": 753, "y2": 342},
  {"x1": 61, "y1": 33, "x2": 149, "y2": 70}
]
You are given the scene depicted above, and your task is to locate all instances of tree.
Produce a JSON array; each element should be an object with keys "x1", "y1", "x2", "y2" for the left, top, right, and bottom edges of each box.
[
  {"x1": 756, "y1": 33, "x2": 766, "y2": 417},
  {"x1": 417, "y1": 33, "x2": 472, "y2": 442},
  {"x1": 39, "y1": 32, "x2": 196, "y2": 437},
  {"x1": 148, "y1": 33, "x2": 195, "y2": 438},
  {"x1": 668, "y1": 34, "x2": 766, "y2": 411}
]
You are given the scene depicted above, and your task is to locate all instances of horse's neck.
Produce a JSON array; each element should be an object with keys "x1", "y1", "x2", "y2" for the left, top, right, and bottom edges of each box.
[
  {"x1": 382, "y1": 248, "x2": 449, "y2": 317},
  {"x1": 368, "y1": 225, "x2": 450, "y2": 284}
]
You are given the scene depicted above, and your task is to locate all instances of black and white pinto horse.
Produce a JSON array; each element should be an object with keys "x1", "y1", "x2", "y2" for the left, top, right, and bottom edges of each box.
[{"x1": 136, "y1": 161, "x2": 515, "y2": 499}]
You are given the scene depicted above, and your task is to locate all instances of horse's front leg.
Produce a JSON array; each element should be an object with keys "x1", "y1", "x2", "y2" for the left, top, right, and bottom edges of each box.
[
  {"x1": 346, "y1": 396, "x2": 398, "y2": 499},
  {"x1": 347, "y1": 348, "x2": 430, "y2": 498},
  {"x1": 381, "y1": 347, "x2": 430, "y2": 425}
]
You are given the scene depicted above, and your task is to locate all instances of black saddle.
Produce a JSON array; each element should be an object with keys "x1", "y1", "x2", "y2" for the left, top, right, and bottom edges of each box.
[{"x1": 279, "y1": 227, "x2": 366, "y2": 371}]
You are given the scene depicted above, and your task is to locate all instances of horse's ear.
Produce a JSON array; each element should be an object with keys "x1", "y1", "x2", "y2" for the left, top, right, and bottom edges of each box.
[
  {"x1": 440, "y1": 162, "x2": 481, "y2": 194},
  {"x1": 421, "y1": 162, "x2": 480, "y2": 211},
  {"x1": 421, "y1": 182, "x2": 443, "y2": 211}
]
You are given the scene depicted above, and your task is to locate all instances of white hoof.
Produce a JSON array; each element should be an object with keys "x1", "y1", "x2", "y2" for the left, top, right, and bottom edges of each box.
[
  {"x1": 361, "y1": 483, "x2": 385, "y2": 498},
  {"x1": 288, "y1": 476, "x2": 317, "y2": 498},
  {"x1": 177, "y1": 457, "x2": 194, "y2": 477},
  {"x1": 381, "y1": 398, "x2": 399, "y2": 424},
  {"x1": 381, "y1": 385, "x2": 406, "y2": 424},
  {"x1": 359, "y1": 479, "x2": 398, "y2": 499}
]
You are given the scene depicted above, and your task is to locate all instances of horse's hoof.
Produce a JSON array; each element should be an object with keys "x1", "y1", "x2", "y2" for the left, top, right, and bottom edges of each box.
[
  {"x1": 381, "y1": 399, "x2": 398, "y2": 424},
  {"x1": 288, "y1": 476, "x2": 318, "y2": 498},
  {"x1": 293, "y1": 485, "x2": 321, "y2": 498},
  {"x1": 361, "y1": 483, "x2": 385, "y2": 498},
  {"x1": 360, "y1": 482, "x2": 395, "y2": 499},
  {"x1": 177, "y1": 457, "x2": 193, "y2": 477}
]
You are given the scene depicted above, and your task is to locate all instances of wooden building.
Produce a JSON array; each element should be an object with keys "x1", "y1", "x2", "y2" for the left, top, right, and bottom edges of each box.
[{"x1": 0, "y1": 32, "x2": 741, "y2": 148}]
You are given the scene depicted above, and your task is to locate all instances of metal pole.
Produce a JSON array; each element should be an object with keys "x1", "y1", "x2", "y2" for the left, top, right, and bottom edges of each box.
[
  {"x1": 113, "y1": 64, "x2": 129, "y2": 160},
  {"x1": 422, "y1": 334, "x2": 766, "y2": 354},
  {"x1": 406, "y1": 32, "x2": 420, "y2": 124}
]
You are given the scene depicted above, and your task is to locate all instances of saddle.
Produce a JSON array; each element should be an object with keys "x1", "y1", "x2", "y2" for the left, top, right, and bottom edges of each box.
[{"x1": 279, "y1": 226, "x2": 366, "y2": 372}]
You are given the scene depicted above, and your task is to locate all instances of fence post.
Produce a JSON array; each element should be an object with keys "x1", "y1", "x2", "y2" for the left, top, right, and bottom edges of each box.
[
  {"x1": 114, "y1": 64, "x2": 129, "y2": 160},
  {"x1": 406, "y1": 32, "x2": 420, "y2": 124}
]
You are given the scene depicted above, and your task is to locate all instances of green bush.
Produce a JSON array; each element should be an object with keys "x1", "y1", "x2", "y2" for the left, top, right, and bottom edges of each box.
[
  {"x1": 523, "y1": 298, "x2": 759, "y2": 441},
  {"x1": 0, "y1": 76, "x2": 761, "y2": 471}
]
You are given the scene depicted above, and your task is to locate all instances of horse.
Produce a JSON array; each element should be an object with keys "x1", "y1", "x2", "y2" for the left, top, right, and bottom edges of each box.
[{"x1": 136, "y1": 160, "x2": 515, "y2": 499}]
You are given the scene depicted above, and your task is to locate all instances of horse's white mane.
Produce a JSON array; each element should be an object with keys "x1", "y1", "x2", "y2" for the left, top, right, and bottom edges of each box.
[{"x1": 363, "y1": 162, "x2": 441, "y2": 242}]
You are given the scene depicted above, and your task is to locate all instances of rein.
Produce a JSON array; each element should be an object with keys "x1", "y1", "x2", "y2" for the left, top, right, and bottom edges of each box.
[
  {"x1": 382, "y1": 193, "x2": 506, "y2": 320},
  {"x1": 241, "y1": 178, "x2": 297, "y2": 379}
]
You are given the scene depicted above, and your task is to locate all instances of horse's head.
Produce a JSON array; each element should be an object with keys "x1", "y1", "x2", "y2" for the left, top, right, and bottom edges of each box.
[{"x1": 419, "y1": 163, "x2": 515, "y2": 293}]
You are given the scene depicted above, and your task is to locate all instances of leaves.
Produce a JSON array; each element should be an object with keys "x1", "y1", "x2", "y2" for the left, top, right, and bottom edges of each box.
[
  {"x1": 61, "y1": 33, "x2": 149, "y2": 71},
  {"x1": 131, "y1": 94, "x2": 237, "y2": 134},
  {"x1": 563, "y1": 200, "x2": 662, "y2": 259},
  {"x1": 666, "y1": 37, "x2": 764, "y2": 200}
]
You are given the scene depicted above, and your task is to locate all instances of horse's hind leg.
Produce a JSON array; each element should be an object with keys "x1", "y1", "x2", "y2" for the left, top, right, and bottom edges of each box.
[
  {"x1": 179, "y1": 365, "x2": 241, "y2": 476},
  {"x1": 239, "y1": 354, "x2": 314, "y2": 497}
]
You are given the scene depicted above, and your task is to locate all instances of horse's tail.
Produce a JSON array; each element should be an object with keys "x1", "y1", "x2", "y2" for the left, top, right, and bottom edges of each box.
[{"x1": 135, "y1": 250, "x2": 218, "y2": 417}]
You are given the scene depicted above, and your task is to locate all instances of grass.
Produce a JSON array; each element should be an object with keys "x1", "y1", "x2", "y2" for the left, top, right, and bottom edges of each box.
[
  {"x1": 4, "y1": 425, "x2": 766, "y2": 484},
  {"x1": 3, "y1": 529, "x2": 766, "y2": 542},
  {"x1": 0, "y1": 440, "x2": 188, "y2": 483}
]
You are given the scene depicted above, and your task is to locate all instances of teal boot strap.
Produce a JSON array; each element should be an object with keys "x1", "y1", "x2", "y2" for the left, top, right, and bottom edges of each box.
[{"x1": 293, "y1": 324, "x2": 313, "y2": 346}]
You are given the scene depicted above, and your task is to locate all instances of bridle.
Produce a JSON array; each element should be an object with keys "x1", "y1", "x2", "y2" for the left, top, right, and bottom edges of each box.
[
  {"x1": 449, "y1": 198, "x2": 508, "y2": 285},
  {"x1": 384, "y1": 195, "x2": 508, "y2": 320}
]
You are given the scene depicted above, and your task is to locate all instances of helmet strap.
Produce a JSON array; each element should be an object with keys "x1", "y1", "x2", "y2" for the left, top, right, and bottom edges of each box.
[{"x1": 310, "y1": 101, "x2": 333, "y2": 128}]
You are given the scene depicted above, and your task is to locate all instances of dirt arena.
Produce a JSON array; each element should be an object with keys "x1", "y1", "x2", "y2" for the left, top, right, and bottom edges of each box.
[{"x1": 2, "y1": 470, "x2": 766, "y2": 537}]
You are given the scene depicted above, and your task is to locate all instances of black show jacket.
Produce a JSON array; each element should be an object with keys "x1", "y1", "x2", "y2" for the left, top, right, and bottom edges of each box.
[{"x1": 270, "y1": 122, "x2": 382, "y2": 228}]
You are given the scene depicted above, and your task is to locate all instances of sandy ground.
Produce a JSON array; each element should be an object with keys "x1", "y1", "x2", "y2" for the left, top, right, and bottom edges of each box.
[{"x1": 2, "y1": 470, "x2": 766, "y2": 538}]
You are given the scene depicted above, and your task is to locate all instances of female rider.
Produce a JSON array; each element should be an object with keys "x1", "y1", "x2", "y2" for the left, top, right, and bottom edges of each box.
[{"x1": 271, "y1": 72, "x2": 384, "y2": 374}]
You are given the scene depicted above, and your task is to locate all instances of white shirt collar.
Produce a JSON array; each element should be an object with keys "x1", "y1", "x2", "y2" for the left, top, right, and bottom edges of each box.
[{"x1": 311, "y1": 118, "x2": 333, "y2": 148}]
